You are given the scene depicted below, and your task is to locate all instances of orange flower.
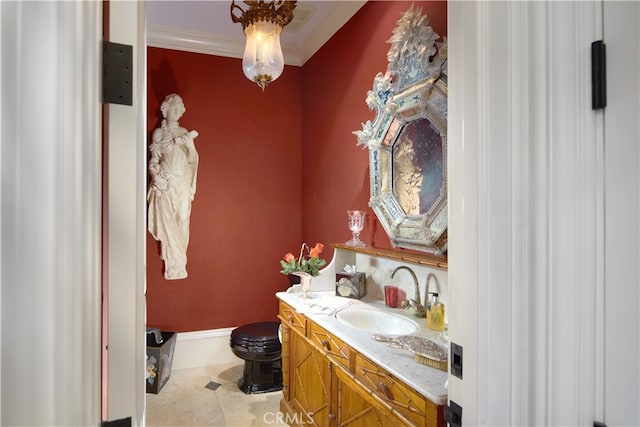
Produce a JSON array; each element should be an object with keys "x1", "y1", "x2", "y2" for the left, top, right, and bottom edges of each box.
[
  {"x1": 309, "y1": 243, "x2": 324, "y2": 258},
  {"x1": 280, "y1": 242, "x2": 326, "y2": 277}
]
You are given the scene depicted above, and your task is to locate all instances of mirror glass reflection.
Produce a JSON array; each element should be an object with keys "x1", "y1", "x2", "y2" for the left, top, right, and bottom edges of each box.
[{"x1": 393, "y1": 119, "x2": 444, "y2": 216}]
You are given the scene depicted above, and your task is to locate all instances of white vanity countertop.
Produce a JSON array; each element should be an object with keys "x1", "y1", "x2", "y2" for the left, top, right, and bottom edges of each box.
[{"x1": 275, "y1": 290, "x2": 448, "y2": 406}]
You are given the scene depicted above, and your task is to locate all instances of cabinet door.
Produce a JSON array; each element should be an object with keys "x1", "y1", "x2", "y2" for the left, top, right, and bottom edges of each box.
[{"x1": 289, "y1": 330, "x2": 332, "y2": 427}]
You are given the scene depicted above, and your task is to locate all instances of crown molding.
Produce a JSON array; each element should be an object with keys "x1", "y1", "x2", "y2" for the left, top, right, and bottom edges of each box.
[
  {"x1": 293, "y1": 0, "x2": 366, "y2": 64},
  {"x1": 147, "y1": 1, "x2": 365, "y2": 67},
  {"x1": 147, "y1": 25, "x2": 303, "y2": 66}
]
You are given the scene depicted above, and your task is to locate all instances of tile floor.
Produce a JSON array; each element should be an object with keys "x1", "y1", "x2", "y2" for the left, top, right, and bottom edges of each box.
[{"x1": 146, "y1": 362, "x2": 287, "y2": 427}]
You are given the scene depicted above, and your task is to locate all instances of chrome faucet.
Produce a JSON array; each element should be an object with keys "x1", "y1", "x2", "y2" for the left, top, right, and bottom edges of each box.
[{"x1": 391, "y1": 266, "x2": 426, "y2": 317}]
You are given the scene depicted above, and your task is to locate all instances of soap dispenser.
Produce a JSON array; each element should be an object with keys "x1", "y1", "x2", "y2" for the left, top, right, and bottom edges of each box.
[{"x1": 427, "y1": 293, "x2": 445, "y2": 331}]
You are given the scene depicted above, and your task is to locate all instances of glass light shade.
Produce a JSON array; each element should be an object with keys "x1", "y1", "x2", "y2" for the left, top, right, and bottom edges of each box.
[{"x1": 242, "y1": 20, "x2": 284, "y2": 89}]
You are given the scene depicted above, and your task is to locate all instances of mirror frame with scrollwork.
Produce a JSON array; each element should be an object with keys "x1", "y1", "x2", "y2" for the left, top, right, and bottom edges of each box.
[{"x1": 354, "y1": 5, "x2": 447, "y2": 256}]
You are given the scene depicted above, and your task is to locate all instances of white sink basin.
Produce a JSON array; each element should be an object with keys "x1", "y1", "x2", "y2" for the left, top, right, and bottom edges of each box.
[{"x1": 336, "y1": 308, "x2": 420, "y2": 335}]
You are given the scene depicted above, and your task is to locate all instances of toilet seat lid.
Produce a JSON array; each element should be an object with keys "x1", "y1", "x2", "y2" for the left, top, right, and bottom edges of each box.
[{"x1": 231, "y1": 321, "x2": 280, "y2": 343}]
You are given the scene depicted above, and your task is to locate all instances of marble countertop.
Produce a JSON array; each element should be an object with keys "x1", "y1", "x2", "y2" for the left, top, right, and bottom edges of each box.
[{"x1": 275, "y1": 290, "x2": 448, "y2": 406}]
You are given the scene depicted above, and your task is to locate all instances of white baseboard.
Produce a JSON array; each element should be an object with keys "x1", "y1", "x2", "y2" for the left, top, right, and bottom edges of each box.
[{"x1": 171, "y1": 327, "x2": 241, "y2": 370}]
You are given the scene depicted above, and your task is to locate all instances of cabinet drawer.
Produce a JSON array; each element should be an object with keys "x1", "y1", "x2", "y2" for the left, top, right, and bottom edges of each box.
[
  {"x1": 334, "y1": 366, "x2": 401, "y2": 427},
  {"x1": 355, "y1": 353, "x2": 428, "y2": 427},
  {"x1": 308, "y1": 321, "x2": 351, "y2": 369},
  {"x1": 279, "y1": 301, "x2": 306, "y2": 335}
]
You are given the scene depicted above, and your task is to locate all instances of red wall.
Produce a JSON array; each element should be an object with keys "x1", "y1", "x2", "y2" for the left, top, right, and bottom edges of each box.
[
  {"x1": 146, "y1": 1, "x2": 447, "y2": 332},
  {"x1": 301, "y1": 1, "x2": 447, "y2": 248},
  {"x1": 146, "y1": 50, "x2": 303, "y2": 332}
]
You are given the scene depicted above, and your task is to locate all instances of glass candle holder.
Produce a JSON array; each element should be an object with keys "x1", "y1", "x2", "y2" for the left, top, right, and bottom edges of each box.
[{"x1": 346, "y1": 210, "x2": 366, "y2": 247}]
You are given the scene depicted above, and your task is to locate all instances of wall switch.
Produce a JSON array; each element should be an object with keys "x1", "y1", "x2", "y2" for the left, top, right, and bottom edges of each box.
[
  {"x1": 445, "y1": 400, "x2": 462, "y2": 427},
  {"x1": 451, "y1": 341, "x2": 463, "y2": 379}
]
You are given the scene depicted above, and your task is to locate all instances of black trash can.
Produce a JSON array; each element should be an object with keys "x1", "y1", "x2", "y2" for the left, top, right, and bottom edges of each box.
[{"x1": 146, "y1": 329, "x2": 177, "y2": 394}]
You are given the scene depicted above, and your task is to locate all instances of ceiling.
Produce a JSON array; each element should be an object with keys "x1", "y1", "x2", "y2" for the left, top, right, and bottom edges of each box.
[{"x1": 146, "y1": 1, "x2": 367, "y2": 66}]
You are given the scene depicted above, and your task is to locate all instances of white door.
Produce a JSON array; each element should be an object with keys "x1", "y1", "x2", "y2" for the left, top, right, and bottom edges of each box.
[
  {"x1": 603, "y1": 2, "x2": 640, "y2": 426},
  {"x1": 0, "y1": 1, "x2": 102, "y2": 424},
  {"x1": 448, "y1": 1, "x2": 639, "y2": 425}
]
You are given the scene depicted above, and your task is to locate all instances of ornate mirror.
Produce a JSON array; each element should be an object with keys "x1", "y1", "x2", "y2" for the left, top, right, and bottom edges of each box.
[{"x1": 354, "y1": 5, "x2": 447, "y2": 255}]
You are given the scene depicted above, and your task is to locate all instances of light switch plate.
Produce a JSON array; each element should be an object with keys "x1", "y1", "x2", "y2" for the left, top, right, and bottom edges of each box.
[{"x1": 451, "y1": 342, "x2": 463, "y2": 379}]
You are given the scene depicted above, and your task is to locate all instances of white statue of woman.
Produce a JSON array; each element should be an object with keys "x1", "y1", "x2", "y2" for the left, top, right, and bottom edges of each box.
[{"x1": 147, "y1": 93, "x2": 199, "y2": 280}]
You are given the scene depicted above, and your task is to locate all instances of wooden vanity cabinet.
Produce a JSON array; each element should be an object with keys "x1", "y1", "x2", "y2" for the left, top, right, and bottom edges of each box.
[{"x1": 278, "y1": 301, "x2": 445, "y2": 427}]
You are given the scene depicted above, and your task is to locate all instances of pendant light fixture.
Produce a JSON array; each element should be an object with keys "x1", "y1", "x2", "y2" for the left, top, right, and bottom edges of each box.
[{"x1": 231, "y1": 0, "x2": 297, "y2": 91}]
